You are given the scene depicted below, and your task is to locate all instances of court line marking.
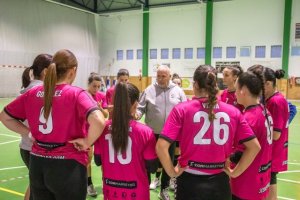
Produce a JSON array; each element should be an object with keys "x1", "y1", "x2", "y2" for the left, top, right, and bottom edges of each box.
[
  {"x1": 0, "y1": 166, "x2": 26, "y2": 171},
  {"x1": 0, "y1": 134, "x2": 21, "y2": 138},
  {"x1": 281, "y1": 170, "x2": 300, "y2": 174},
  {"x1": 0, "y1": 187, "x2": 24, "y2": 197},
  {"x1": 278, "y1": 178, "x2": 300, "y2": 184},
  {"x1": 0, "y1": 139, "x2": 20, "y2": 145},
  {"x1": 278, "y1": 196, "x2": 296, "y2": 200}
]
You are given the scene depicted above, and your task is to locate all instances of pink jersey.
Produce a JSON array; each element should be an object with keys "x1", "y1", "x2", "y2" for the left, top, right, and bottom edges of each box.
[
  {"x1": 106, "y1": 86, "x2": 115, "y2": 119},
  {"x1": 231, "y1": 104, "x2": 273, "y2": 200},
  {"x1": 161, "y1": 97, "x2": 255, "y2": 175},
  {"x1": 266, "y1": 92, "x2": 289, "y2": 172},
  {"x1": 220, "y1": 89, "x2": 244, "y2": 112},
  {"x1": 5, "y1": 84, "x2": 98, "y2": 166},
  {"x1": 95, "y1": 120, "x2": 156, "y2": 200},
  {"x1": 92, "y1": 91, "x2": 107, "y2": 108}
]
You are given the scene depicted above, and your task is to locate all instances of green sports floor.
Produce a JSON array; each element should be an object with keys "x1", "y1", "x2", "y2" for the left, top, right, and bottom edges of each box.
[{"x1": 0, "y1": 98, "x2": 299, "y2": 200}]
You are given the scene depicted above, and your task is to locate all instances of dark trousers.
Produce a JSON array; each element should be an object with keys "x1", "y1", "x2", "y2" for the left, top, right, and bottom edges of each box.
[
  {"x1": 20, "y1": 149, "x2": 33, "y2": 200},
  {"x1": 176, "y1": 172, "x2": 231, "y2": 200},
  {"x1": 29, "y1": 155, "x2": 87, "y2": 200}
]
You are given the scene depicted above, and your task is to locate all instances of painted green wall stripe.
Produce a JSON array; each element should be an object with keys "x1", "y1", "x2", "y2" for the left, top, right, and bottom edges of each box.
[
  {"x1": 282, "y1": 0, "x2": 292, "y2": 78},
  {"x1": 205, "y1": 0, "x2": 213, "y2": 65},
  {"x1": 142, "y1": 6, "x2": 149, "y2": 77}
]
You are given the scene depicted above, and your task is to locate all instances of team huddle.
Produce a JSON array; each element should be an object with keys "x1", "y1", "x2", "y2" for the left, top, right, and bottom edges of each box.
[{"x1": 0, "y1": 49, "x2": 295, "y2": 200}]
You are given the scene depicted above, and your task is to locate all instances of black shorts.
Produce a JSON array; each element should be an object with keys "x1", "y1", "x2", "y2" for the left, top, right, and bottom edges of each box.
[
  {"x1": 29, "y1": 155, "x2": 87, "y2": 200},
  {"x1": 270, "y1": 172, "x2": 278, "y2": 185},
  {"x1": 155, "y1": 134, "x2": 175, "y2": 169},
  {"x1": 232, "y1": 195, "x2": 243, "y2": 200},
  {"x1": 176, "y1": 172, "x2": 231, "y2": 200},
  {"x1": 20, "y1": 148, "x2": 30, "y2": 169}
]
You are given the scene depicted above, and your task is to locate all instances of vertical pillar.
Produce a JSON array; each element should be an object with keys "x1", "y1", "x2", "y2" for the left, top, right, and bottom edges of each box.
[{"x1": 205, "y1": 0, "x2": 213, "y2": 65}]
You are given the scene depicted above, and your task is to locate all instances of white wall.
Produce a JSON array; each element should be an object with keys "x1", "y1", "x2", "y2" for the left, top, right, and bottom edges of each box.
[
  {"x1": 98, "y1": 5, "x2": 206, "y2": 77},
  {"x1": 213, "y1": 0, "x2": 284, "y2": 70},
  {"x1": 99, "y1": 0, "x2": 300, "y2": 77},
  {"x1": 0, "y1": 0, "x2": 100, "y2": 97},
  {"x1": 289, "y1": 0, "x2": 300, "y2": 77},
  {"x1": 98, "y1": 10, "x2": 143, "y2": 77}
]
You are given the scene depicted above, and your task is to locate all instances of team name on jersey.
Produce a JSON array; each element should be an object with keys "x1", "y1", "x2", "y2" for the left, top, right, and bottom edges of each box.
[
  {"x1": 36, "y1": 90, "x2": 63, "y2": 98},
  {"x1": 108, "y1": 125, "x2": 132, "y2": 132},
  {"x1": 202, "y1": 102, "x2": 220, "y2": 109}
]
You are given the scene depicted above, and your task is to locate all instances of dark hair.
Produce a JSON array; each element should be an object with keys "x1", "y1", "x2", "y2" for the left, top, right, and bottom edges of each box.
[
  {"x1": 88, "y1": 72, "x2": 101, "y2": 84},
  {"x1": 224, "y1": 65, "x2": 243, "y2": 77},
  {"x1": 237, "y1": 72, "x2": 264, "y2": 98},
  {"x1": 172, "y1": 73, "x2": 180, "y2": 80},
  {"x1": 247, "y1": 65, "x2": 285, "y2": 87},
  {"x1": 193, "y1": 65, "x2": 218, "y2": 121},
  {"x1": 117, "y1": 69, "x2": 129, "y2": 78},
  {"x1": 31, "y1": 54, "x2": 52, "y2": 80},
  {"x1": 44, "y1": 50, "x2": 77, "y2": 120},
  {"x1": 111, "y1": 82, "x2": 139, "y2": 153},
  {"x1": 21, "y1": 68, "x2": 31, "y2": 89}
]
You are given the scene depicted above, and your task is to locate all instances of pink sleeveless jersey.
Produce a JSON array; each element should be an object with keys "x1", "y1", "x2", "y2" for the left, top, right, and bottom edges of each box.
[
  {"x1": 161, "y1": 97, "x2": 255, "y2": 175},
  {"x1": 5, "y1": 84, "x2": 98, "y2": 166},
  {"x1": 95, "y1": 120, "x2": 156, "y2": 200},
  {"x1": 231, "y1": 104, "x2": 273, "y2": 200},
  {"x1": 220, "y1": 89, "x2": 244, "y2": 112},
  {"x1": 266, "y1": 92, "x2": 289, "y2": 172}
]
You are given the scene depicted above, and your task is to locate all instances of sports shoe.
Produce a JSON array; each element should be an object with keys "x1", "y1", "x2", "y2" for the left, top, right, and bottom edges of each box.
[
  {"x1": 87, "y1": 184, "x2": 97, "y2": 197},
  {"x1": 158, "y1": 188, "x2": 170, "y2": 200},
  {"x1": 149, "y1": 178, "x2": 161, "y2": 190},
  {"x1": 169, "y1": 177, "x2": 176, "y2": 190}
]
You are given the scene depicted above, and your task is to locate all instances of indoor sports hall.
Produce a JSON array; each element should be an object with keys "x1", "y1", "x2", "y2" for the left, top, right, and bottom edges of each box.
[{"x1": 0, "y1": 0, "x2": 300, "y2": 200}]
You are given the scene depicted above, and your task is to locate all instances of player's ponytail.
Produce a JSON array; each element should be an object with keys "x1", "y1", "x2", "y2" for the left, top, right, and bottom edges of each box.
[
  {"x1": 111, "y1": 82, "x2": 139, "y2": 153},
  {"x1": 206, "y1": 72, "x2": 218, "y2": 121},
  {"x1": 43, "y1": 63, "x2": 57, "y2": 120},
  {"x1": 193, "y1": 65, "x2": 218, "y2": 122},
  {"x1": 43, "y1": 49, "x2": 77, "y2": 120}
]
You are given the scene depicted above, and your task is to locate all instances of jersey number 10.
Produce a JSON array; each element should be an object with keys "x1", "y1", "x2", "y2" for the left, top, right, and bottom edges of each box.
[{"x1": 105, "y1": 134, "x2": 132, "y2": 165}]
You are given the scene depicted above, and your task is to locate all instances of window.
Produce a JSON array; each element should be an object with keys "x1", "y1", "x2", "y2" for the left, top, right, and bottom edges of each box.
[
  {"x1": 255, "y1": 46, "x2": 266, "y2": 58},
  {"x1": 226, "y1": 47, "x2": 236, "y2": 58},
  {"x1": 150, "y1": 49, "x2": 157, "y2": 59},
  {"x1": 197, "y1": 48, "x2": 205, "y2": 59},
  {"x1": 291, "y1": 46, "x2": 300, "y2": 56},
  {"x1": 137, "y1": 49, "x2": 143, "y2": 60},
  {"x1": 126, "y1": 50, "x2": 133, "y2": 60},
  {"x1": 117, "y1": 50, "x2": 123, "y2": 60},
  {"x1": 271, "y1": 45, "x2": 282, "y2": 58},
  {"x1": 172, "y1": 48, "x2": 181, "y2": 59},
  {"x1": 161, "y1": 48, "x2": 169, "y2": 59},
  {"x1": 185, "y1": 48, "x2": 193, "y2": 59},
  {"x1": 213, "y1": 47, "x2": 222, "y2": 59},
  {"x1": 240, "y1": 46, "x2": 251, "y2": 57},
  {"x1": 296, "y1": 23, "x2": 300, "y2": 39}
]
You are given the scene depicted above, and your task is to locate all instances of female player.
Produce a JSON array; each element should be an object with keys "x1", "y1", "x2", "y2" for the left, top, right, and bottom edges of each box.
[
  {"x1": 248, "y1": 65, "x2": 289, "y2": 200},
  {"x1": 85, "y1": 72, "x2": 109, "y2": 197},
  {"x1": 231, "y1": 70, "x2": 273, "y2": 200},
  {"x1": 94, "y1": 82, "x2": 158, "y2": 200},
  {"x1": 19, "y1": 54, "x2": 53, "y2": 200},
  {"x1": 156, "y1": 65, "x2": 261, "y2": 200},
  {"x1": 0, "y1": 49, "x2": 105, "y2": 200},
  {"x1": 220, "y1": 65, "x2": 244, "y2": 112}
]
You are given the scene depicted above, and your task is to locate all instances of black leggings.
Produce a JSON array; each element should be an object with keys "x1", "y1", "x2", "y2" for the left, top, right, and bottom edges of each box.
[
  {"x1": 29, "y1": 155, "x2": 87, "y2": 200},
  {"x1": 176, "y1": 172, "x2": 231, "y2": 200}
]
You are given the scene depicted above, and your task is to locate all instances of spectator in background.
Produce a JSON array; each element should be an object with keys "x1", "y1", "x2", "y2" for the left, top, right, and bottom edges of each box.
[
  {"x1": 136, "y1": 65, "x2": 187, "y2": 200},
  {"x1": 106, "y1": 69, "x2": 129, "y2": 119}
]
